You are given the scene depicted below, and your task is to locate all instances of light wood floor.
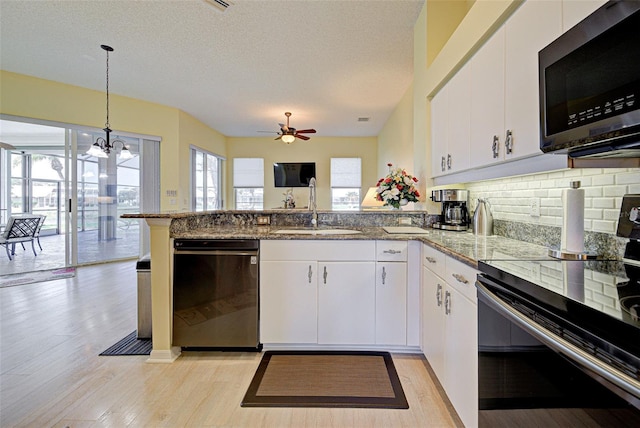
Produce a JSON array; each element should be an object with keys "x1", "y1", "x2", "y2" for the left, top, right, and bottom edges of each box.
[{"x1": 0, "y1": 261, "x2": 460, "y2": 427}]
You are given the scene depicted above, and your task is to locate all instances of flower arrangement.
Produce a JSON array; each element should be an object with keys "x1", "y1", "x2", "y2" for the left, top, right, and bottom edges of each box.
[
  {"x1": 282, "y1": 188, "x2": 296, "y2": 209},
  {"x1": 375, "y1": 163, "x2": 420, "y2": 209}
]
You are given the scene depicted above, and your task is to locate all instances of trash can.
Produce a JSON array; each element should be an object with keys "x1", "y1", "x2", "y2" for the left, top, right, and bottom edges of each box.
[
  {"x1": 136, "y1": 254, "x2": 152, "y2": 339},
  {"x1": 98, "y1": 215, "x2": 115, "y2": 241}
]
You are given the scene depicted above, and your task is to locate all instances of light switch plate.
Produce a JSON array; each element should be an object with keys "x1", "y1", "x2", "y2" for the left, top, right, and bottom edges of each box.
[{"x1": 398, "y1": 218, "x2": 412, "y2": 225}]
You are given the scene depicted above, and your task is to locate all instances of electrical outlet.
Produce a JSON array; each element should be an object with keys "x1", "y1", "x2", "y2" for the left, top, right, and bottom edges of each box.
[
  {"x1": 529, "y1": 197, "x2": 540, "y2": 217},
  {"x1": 398, "y1": 217, "x2": 412, "y2": 225},
  {"x1": 257, "y1": 216, "x2": 271, "y2": 225}
]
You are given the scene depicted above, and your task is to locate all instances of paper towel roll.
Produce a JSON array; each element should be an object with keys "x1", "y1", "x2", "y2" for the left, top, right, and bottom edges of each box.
[{"x1": 561, "y1": 181, "x2": 584, "y2": 253}]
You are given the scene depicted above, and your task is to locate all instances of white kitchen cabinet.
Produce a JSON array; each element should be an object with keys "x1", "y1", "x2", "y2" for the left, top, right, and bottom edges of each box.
[
  {"x1": 421, "y1": 244, "x2": 478, "y2": 428},
  {"x1": 260, "y1": 260, "x2": 318, "y2": 344},
  {"x1": 431, "y1": 85, "x2": 448, "y2": 177},
  {"x1": 318, "y1": 261, "x2": 376, "y2": 345},
  {"x1": 375, "y1": 261, "x2": 407, "y2": 345},
  {"x1": 422, "y1": 266, "x2": 446, "y2": 380},
  {"x1": 469, "y1": 0, "x2": 562, "y2": 169},
  {"x1": 443, "y1": 283, "x2": 478, "y2": 428},
  {"x1": 503, "y1": 0, "x2": 562, "y2": 161},
  {"x1": 261, "y1": 240, "x2": 377, "y2": 346},
  {"x1": 375, "y1": 240, "x2": 408, "y2": 346},
  {"x1": 431, "y1": 62, "x2": 471, "y2": 177},
  {"x1": 469, "y1": 26, "x2": 506, "y2": 169}
]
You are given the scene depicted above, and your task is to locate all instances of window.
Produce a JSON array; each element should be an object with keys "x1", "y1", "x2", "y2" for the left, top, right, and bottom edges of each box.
[
  {"x1": 330, "y1": 158, "x2": 361, "y2": 210},
  {"x1": 191, "y1": 147, "x2": 223, "y2": 211},
  {"x1": 233, "y1": 158, "x2": 264, "y2": 210}
]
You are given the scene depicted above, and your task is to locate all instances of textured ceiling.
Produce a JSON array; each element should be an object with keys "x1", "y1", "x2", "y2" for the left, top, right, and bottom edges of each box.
[{"x1": 0, "y1": 0, "x2": 423, "y2": 138}]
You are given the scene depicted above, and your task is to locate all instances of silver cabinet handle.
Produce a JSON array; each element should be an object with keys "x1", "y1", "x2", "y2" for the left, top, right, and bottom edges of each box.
[
  {"x1": 445, "y1": 290, "x2": 451, "y2": 315},
  {"x1": 425, "y1": 256, "x2": 436, "y2": 264},
  {"x1": 452, "y1": 273, "x2": 469, "y2": 284},
  {"x1": 323, "y1": 266, "x2": 328, "y2": 284},
  {"x1": 436, "y1": 283, "x2": 442, "y2": 307},
  {"x1": 308, "y1": 265, "x2": 313, "y2": 284},
  {"x1": 383, "y1": 249, "x2": 401, "y2": 255},
  {"x1": 447, "y1": 154, "x2": 452, "y2": 170},
  {"x1": 492, "y1": 135, "x2": 500, "y2": 158},
  {"x1": 505, "y1": 129, "x2": 513, "y2": 154},
  {"x1": 441, "y1": 156, "x2": 446, "y2": 172}
]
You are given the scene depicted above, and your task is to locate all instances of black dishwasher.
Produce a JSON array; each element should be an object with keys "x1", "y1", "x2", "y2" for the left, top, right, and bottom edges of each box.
[{"x1": 173, "y1": 239, "x2": 261, "y2": 350}]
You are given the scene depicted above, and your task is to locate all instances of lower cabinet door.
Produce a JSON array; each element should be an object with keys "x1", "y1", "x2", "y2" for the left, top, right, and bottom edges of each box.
[
  {"x1": 375, "y1": 262, "x2": 407, "y2": 345},
  {"x1": 422, "y1": 267, "x2": 446, "y2": 381},
  {"x1": 260, "y1": 260, "x2": 318, "y2": 343},
  {"x1": 318, "y1": 261, "x2": 376, "y2": 344},
  {"x1": 444, "y1": 285, "x2": 478, "y2": 428}
]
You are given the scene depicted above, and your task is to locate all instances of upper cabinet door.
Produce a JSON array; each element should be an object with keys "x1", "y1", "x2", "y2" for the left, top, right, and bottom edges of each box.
[
  {"x1": 446, "y1": 62, "x2": 471, "y2": 174},
  {"x1": 504, "y1": 0, "x2": 562, "y2": 161},
  {"x1": 431, "y1": 86, "x2": 448, "y2": 177},
  {"x1": 470, "y1": 27, "x2": 506, "y2": 169}
]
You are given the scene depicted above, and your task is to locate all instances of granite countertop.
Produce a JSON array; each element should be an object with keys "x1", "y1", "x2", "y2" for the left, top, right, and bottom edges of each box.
[{"x1": 173, "y1": 225, "x2": 555, "y2": 269}]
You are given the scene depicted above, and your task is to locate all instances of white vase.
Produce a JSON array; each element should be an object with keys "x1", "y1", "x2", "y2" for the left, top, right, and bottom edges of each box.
[{"x1": 400, "y1": 198, "x2": 408, "y2": 206}]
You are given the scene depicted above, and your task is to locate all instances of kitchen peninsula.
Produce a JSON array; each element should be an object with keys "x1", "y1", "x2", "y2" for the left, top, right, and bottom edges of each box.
[{"x1": 123, "y1": 209, "x2": 554, "y2": 363}]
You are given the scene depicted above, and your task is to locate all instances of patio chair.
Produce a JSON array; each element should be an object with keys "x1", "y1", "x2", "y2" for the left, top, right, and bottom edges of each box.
[
  {"x1": 0, "y1": 215, "x2": 43, "y2": 260},
  {"x1": 33, "y1": 215, "x2": 46, "y2": 251}
]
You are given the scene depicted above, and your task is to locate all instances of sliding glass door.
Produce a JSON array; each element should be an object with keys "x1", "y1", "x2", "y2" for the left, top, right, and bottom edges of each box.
[{"x1": 0, "y1": 117, "x2": 159, "y2": 276}]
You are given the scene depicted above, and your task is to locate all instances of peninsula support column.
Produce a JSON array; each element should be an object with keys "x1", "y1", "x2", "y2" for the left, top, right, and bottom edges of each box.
[{"x1": 145, "y1": 218, "x2": 181, "y2": 362}]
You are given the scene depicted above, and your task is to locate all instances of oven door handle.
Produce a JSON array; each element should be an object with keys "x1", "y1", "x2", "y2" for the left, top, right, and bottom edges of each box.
[
  {"x1": 476, "y1": 281, "x2": 640, "y2": 401},
  {"x1": 174, "y1": 250, "x2": 258, "y2": 256}
]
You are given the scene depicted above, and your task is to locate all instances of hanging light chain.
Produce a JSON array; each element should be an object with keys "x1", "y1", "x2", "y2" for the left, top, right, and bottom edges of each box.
[{"x1": 102, "y1": 44, "x2": 113, "y2": 130}]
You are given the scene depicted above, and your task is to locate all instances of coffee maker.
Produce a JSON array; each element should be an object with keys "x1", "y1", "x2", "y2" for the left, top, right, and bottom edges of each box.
[{"x1": 430, "y1": 189, "x2": 470, "y2": 231}]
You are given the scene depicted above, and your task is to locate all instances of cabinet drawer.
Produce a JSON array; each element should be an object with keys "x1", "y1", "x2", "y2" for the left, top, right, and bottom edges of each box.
[
  {"x1": 261, "y1": 240, "x2": 375, "y2": 261},
  {"x1": 445, "y1": 257, "x2": 478, "y2": 302},
  {"x1": 376, "y1": 241, "x2": 408, "y2": 262},
  {"x1": 422, "y1": 244, "x2": 446, "y2": 278}
]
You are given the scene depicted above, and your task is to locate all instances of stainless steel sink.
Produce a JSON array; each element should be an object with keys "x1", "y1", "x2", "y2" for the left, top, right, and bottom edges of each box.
[{"x1": 272, "y1": 228, "x2": 362, "y2": 235}]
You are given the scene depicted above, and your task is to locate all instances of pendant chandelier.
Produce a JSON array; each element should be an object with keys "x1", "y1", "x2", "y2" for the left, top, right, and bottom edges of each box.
[{"x1": 86, "y1": 44, "x2": 133, "y2": 160}]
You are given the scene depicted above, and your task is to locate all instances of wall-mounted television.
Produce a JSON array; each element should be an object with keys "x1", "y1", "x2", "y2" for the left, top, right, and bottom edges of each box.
[{"x1": 273, "y1": 162, "x2": 316, "y2": 187}]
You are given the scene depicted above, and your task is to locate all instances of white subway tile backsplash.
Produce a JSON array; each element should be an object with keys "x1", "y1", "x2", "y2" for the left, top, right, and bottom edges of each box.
[
  {"x1": 592, "y1": 198, "x2": 616, "y2": 209},
  {"x1": 592, "y1": 174, "x2": 615, "y2": 186},
  {"x1": 592, "y1": 219, "x2": 616, "y2": 234},
  {"x1": 603, "y1": 186, "x2": 628, "y2": 197},
  {"x1": 616, "y1": 171, "x2": 640, "y2": 185},
  {"x1": 465, "y1": 168, "x2": 638, "y2": 234},
  {"x1": 584, "y1": 209, "x2": 601, "y2": 219}
]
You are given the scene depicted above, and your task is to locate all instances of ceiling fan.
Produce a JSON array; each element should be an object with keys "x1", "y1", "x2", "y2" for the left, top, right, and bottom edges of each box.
[{"x1": 272, "y1": 112, "x2": 316, "y2": 144}]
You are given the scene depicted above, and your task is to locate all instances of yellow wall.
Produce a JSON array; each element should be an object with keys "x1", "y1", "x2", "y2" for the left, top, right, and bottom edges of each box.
[
  {"x1": 226, "y1": 136, "x2": 377, "y2": 210},
  {"x1": 377, "y1": 84, "x2": 414, "y2": 179},
  {"x1": 426, "y1": 0, "x2": 475, "y2": 67},
  {"x1": 176, "y1": 110, "x2": 227, "y2": 209},
  {"x1": 0, "y1": 70, "x2": 226, "y2": 211}
]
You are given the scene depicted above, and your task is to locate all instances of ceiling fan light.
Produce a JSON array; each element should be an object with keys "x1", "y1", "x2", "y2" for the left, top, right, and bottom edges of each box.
[{"x1": 281, "y1": 134, "x2": 295, "y2": 144}]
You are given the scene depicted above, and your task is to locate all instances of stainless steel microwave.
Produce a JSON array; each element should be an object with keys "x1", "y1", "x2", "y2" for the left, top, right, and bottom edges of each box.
[{"x1": 539, "y1": 0, "x2": 640, "y2": 158}]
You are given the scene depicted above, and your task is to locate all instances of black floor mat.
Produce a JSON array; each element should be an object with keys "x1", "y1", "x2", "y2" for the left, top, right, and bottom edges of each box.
[{"x1": 99, "y1": 331, "x2": 152, "y2": 356}]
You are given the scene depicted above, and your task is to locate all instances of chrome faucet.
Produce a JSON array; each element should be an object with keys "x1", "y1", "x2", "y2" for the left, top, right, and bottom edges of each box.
[{"x1": 309, "y1": 177, "x2": 318, "y2": 229}]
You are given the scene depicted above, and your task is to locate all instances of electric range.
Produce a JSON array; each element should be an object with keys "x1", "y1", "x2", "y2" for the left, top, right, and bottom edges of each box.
[{"x1": 476, "y1": 194, "x2": 640, "y2": 423}]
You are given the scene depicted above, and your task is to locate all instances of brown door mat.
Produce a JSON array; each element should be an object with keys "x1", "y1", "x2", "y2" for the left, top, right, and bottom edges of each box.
[{"x1": 241, "y1": 350, "x2": 409, "y2": 409}]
